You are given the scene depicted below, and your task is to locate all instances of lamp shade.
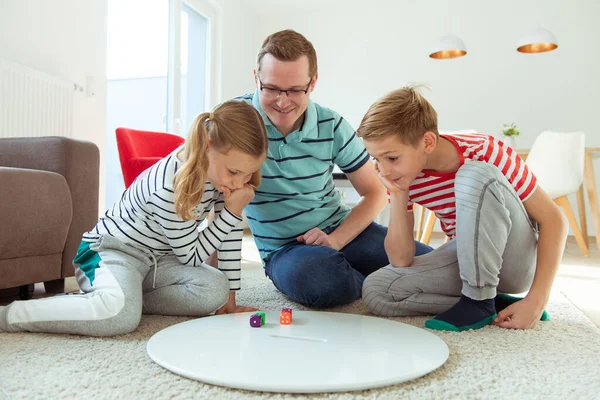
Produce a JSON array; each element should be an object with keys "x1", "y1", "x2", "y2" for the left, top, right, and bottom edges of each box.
[
  {"x1": 429, "y1": 35, "x2": 467, "y2": 59},
  {"x1": 517, "y1": 27, "x2": 558, "y2": 53}
]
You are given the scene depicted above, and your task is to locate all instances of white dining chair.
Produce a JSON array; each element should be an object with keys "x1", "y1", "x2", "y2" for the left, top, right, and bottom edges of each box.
[{"x1": 525, "y1": 131, "x2": 588, "y2": 256}]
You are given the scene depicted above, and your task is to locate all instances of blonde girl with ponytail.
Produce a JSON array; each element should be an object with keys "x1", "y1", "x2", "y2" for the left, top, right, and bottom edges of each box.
[{"x1": 0, "y1": 100, "x2": 268, "y2": 337}]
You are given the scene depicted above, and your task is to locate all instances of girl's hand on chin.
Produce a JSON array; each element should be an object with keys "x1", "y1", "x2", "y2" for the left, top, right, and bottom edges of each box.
[{"x1": 222, "y1": 184, "x2": 256, "y2": 216}]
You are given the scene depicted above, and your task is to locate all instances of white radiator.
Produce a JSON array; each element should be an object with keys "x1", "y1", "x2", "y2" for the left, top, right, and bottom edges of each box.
[{"x1": 0, "y1": 58, "x2": 74, "y2": 138}]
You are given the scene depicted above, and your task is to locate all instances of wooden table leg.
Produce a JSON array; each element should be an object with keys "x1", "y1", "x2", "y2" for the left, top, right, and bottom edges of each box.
[
  {"x1": 556, "y1": 196, "x2": 589, "y2": 256},
  {"x1": 414, "y1": 204, "x2": 425, "y2": 239},
  {"x1": 420, "y1": 211, "x2": 437, "y2": 246},
  {"x1": 576, "y1": 184, "x2": 588, "y2": 246},
  {"x1": 583, "y1": 152, "x2": 600, "y2": 251}
]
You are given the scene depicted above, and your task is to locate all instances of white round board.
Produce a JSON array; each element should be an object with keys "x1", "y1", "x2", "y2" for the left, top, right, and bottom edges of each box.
[{"x1": 147, "y1": 311, "x2": 449, "y2": 393}]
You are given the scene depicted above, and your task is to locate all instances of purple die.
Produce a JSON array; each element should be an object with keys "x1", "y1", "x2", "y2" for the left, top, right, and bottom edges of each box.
[
  {"x1": 250, "y1": 314, "x2": 262, "y2": 328},
  {"x1": 281, "y1": 307, "x2": 293, "y2": 317}
]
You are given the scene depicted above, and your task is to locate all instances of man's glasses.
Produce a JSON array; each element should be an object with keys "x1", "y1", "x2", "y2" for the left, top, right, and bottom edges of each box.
[{"x1": 258, "y1": 77, "x2": 313, "y2": 101}]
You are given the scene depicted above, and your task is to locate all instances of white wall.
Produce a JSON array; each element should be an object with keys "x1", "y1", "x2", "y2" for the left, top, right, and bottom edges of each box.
[
  {"x1": 0, "y1": 0, "x2": 108, "y2": 212},
  {"x1": 245, "y1": 0, "x2": 599, "y2": 139},
  {"x1": 235, "y1": 0, "x2": 600, "y2": 235},
  {"x1": 218, "y1": 0, "x2": 262, "y2": 99}
]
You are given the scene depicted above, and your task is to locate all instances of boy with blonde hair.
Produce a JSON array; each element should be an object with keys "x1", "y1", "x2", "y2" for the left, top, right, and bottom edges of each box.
[{"x1": 357, "y1": 86, "x2": 567, "y2": 331}]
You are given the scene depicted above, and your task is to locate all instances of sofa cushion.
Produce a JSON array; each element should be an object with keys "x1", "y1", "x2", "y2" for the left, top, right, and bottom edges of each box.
[
  {"x1": 0, "y1": 167, "x2": 72, "y2": 259},
  {"x1": 0, "y1": 137, "x2": 68, "y2": 176}
]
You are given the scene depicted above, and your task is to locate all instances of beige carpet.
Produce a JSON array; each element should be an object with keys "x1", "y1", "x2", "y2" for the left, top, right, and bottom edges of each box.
[{"x1": 1, "y1": 260, "x2": 600, "y2": 400}]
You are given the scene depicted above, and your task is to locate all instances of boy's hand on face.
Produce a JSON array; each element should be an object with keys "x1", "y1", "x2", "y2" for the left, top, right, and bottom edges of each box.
[
  {"x1": 492, "y1": 295, "x2": 546, "y2": 329},
  {"x1": 222, "y1": 184, "x2": 256, "y2": 217},
  {"x1": 297, "y1": 227, "x2": 341, "y2": 251},
  {"x1": 374, "y1": 162, "x2": 411, "y2": 193}
]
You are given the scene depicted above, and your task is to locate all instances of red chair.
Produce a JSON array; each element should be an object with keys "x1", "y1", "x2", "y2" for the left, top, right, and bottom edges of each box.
[{"x1": 116, "y1": 127, "x2": 185, "y2": 188}]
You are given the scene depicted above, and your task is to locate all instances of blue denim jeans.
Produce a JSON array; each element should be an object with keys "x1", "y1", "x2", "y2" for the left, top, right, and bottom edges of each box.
[{"x1": 264, "y1": 222, "x2": 433, "y2": 308}]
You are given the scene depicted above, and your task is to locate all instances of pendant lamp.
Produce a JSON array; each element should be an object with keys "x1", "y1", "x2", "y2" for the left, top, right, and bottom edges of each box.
[
  {"x1": 429, "y1": 34, "x2": 467, "y2": 59},
  {"x1": 517, "y1": 27, "x2": 558, "y2": 53}
]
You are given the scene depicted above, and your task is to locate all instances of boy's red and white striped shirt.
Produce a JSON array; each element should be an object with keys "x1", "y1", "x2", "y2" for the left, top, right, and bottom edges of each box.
[{"x1": 405, "y1": 133, "x2": 537, "y2": 238}]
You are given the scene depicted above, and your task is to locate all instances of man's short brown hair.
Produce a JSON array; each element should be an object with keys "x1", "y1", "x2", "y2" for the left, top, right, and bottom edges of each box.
[
  {"x1": 257, "y1": 30, "x2": 318, "y2": 78},
  {"x1": 358, "y1": 85, "x2": 439, "y2": 146}
]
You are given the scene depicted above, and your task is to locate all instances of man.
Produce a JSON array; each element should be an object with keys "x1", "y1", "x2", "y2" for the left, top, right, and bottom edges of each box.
[{"x1": 238, "y1": 30, "x2": 432, "y2": 308}]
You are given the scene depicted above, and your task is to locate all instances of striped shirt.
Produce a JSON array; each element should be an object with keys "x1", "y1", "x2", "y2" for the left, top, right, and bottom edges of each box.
[
  {"x1": 407, "y1": 134, "x2": 537, "y2": 238},
  {"x1": 83, "y1": 150, "x2": 244, "y2": 290},
  {"x1": 239, "y1": 91, "x2": 370, "y2": 263}
]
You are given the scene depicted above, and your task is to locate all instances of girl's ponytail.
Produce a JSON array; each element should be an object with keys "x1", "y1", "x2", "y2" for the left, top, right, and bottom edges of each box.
[{"x1": 174, "y1": 113, "x2": 211, "y2": 220}]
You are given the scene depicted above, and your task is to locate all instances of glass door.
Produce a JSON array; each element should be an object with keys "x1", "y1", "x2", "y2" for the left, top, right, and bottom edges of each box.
[
  {"x1": 167, "y1": 0, "x2": 216, "y2": 134},
  {"x1": 105, "y1": 0, "x2": 219, "y2": 206}
]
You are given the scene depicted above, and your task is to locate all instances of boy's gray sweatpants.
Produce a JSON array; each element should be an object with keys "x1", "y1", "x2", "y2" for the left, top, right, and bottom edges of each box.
[
  {"x1": 0, "y1": 235, "x2": 229, "y2": 336},
  {"x1": 363, "y1": 162, "x2": 539, "y2": 317}
]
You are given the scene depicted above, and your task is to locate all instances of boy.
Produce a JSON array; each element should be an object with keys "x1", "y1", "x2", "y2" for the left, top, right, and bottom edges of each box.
[{"x1": 356, "y1": 86, "x2": 567, "y2": 331}]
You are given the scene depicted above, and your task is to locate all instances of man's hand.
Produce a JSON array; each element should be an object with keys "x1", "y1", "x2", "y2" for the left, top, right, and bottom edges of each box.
[
  {"x1": 492, "y1": 295, "x2": 546, "y2": 329},
  {"x1": 297, "y1": 227, "x2": 341, "y2": 250},
  {"x1": 215, "y1": 291, "x2": 258, "y2": 315}
]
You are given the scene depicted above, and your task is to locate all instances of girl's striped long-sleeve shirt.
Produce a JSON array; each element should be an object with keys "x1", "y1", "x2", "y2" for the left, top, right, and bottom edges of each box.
[{"x1": 83, "y1": 149, "x2": 244, "y2": 290}]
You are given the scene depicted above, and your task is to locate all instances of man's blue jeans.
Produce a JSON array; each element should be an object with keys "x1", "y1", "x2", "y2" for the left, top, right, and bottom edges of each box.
[{"x1": 264, "y1": 222, "x2": 433, "y2": 308}]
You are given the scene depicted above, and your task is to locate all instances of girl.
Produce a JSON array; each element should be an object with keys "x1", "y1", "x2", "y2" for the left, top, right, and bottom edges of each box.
[{"x1": 0, "y1": 100, "x2": 268, "y2": 336}]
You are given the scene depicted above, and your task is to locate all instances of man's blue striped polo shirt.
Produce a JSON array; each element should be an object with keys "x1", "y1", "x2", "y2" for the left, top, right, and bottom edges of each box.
[{"x1": 239, "y1": 91, "x2": 370, "y2": 263}]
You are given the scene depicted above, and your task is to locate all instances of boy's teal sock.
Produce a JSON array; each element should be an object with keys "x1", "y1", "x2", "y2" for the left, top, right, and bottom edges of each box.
[
  {"x1": 425, "y1": 295, "x2": 497, "y2": 332},
  {"x1": 495, "y1": 293, "x2": 550, "y2": 321}
]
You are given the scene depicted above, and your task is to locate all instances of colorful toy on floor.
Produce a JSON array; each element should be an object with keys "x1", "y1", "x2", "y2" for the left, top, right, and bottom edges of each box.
[
  {"x1": 249, "y1": 314, "x2": 262, "y2": 328},
  {"x1": 280, "y1": 309, "x2": 292, "y2": 325},
  {"x1": 248, "y1": 308, "x2": 294, "y2": 327}
]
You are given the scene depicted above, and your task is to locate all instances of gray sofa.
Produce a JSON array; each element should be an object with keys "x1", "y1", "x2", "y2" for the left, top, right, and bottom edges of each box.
[{"x1": 0, "y1": 136, "x2": 99, "y2": 297}]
